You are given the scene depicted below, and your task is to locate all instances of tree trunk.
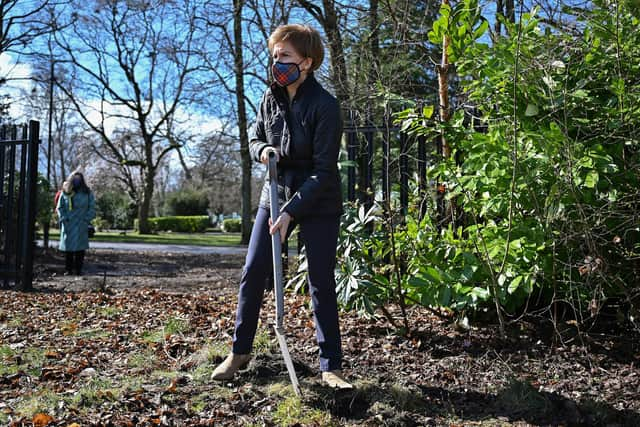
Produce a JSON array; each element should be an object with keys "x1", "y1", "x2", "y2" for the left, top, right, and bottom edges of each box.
[
  {"x1": 495, "y1": 0, "x2": 503, "y2": 35},
  {"x1": 138, "y1": 165, "x2": 156, "y2": 234},
  {"x1": 506, "y1": 0, "x2": 515, "y2": 23},
  {"x1": 297, "y1": 0, "x2": 351, "y2": 108},
  {"x1": 322, "y1": 0, "x2": 350, "y2": 107},
  {"x1": 367, "y1": 0, "x2": 379, "y2": 98},
  {"x1": 234, "y1": 0, "x2": 252, "y2": 245}
]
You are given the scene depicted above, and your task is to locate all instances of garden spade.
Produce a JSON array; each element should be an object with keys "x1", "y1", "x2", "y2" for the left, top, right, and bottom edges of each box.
[{"x1": 268, "y1": 151, "x2": 302, "y2": 397}]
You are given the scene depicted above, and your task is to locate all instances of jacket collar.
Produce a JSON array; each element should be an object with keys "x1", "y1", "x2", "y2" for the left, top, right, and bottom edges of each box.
[{"x1": 270, "y1": 73, "x2": 319, "y2": 105}]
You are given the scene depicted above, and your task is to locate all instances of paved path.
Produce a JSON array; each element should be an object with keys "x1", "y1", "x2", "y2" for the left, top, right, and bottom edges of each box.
[{"x1": 38, "y1": 240, "x2": 249, "y2": 255}]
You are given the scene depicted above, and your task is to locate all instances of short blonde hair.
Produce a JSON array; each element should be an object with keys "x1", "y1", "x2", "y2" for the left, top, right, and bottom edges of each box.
[{"x1": 268, "y1": 24, "x2": 324, "y2": 72}]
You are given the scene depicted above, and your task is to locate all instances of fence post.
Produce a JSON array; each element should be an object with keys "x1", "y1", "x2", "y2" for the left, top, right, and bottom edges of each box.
[
  {"x1": 20, "y1": 121, "x2": 39, "y2": 291},
  {"x1": 346, "y1": 127, "x2": 357, "y2": 202},
  {"x1": 417, "y1": 135, "x2": 427, "y2": 219},
  {"x1": 399, "y1": 132, "x2": 409, "y2": 217},
  {"x1": 6, "y1": 127, "x2": 18, "y2": 279},
  {"x1": 381, "y1": 126, "x2": 390, "y2": 209},
  {"x1": 364, "y1": 130, "x2": 374, "y2": 212}
]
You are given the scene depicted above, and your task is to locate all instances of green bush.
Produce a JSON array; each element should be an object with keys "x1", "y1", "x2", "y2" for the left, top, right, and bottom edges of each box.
[
  {"x1": 221, "y1": 218, "x2": 241, "y2": 233},
  {"x1": 95, "y1": 191, "x2": 135, "y2": 229},
  {"x1": 147, "y1": 215, "x2": 210, "y2": 233},
  {"x1": 93, "y1": 217, "x2": 110, "y2": 231},
  {"x1": 164, "y1": 189, "x2": 209, "y2": 216}
]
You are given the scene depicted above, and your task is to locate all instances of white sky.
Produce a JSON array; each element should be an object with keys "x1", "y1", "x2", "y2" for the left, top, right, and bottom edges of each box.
[{"x1": 0, "y1": 53, "x2": 35, "y2": 119}]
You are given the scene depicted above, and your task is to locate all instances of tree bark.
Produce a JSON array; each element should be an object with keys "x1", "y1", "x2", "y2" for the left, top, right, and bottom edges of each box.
[
  {"x1": 297, "y1": 0, "x2": 350, "y2": 108},
  {"x1": 495, "y1": 0, "x2": 503, "y2": 35},
  {"x1": 234, "y1": 0, "x2": 252, "y2": 245},
  {"x1": 138, "y1": 161, "x2": 156, "y2": 235},
  {"x1": 367, "y1": 0, "x2": 380, "y2": 98}
]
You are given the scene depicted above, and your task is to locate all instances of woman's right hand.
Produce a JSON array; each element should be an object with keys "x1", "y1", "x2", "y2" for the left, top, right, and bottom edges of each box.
[{"x1": 260, "y1": 147, "x2": 279, "y2": 165}]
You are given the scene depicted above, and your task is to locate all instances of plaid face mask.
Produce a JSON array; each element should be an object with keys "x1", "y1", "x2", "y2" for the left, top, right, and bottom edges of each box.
[{"x1": 272, "y1": 60, "x2": 303, "y2": 87}]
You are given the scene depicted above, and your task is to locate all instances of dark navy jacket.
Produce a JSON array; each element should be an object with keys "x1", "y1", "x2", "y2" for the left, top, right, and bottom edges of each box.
[{"x1": 248, "y1": 74, "x2": 343, "y2": 219}]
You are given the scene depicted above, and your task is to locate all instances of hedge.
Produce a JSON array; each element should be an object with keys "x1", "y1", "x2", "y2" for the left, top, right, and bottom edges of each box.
[
  {"x1": 140, "y1": 215, "x2": 210, "y2": 233},
  {"x1": 221, "y1": 218, "x2": 241, "y2": 233}
]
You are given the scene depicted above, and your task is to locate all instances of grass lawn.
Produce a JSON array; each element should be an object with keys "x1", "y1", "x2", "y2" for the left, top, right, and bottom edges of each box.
[{"x1": 41, "y1": 229, "x2": 243, "y2": 247}]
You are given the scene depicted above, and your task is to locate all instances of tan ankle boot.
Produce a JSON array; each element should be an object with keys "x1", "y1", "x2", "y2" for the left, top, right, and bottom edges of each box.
[
  {"x1": 322, "y1": 370, "x2": 353, "y2": 389},
  {"x1": 210, "y1": 353, "x2": 252, "y2": 380}
]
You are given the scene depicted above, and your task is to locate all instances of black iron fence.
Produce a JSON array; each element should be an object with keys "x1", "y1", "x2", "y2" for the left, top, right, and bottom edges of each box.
[
  {"x1": 344, "y1": 120, "x2": 433, "y2": 218},
  {"x1": 0, "y1": 121, "x2": 40, "y2": 291}
]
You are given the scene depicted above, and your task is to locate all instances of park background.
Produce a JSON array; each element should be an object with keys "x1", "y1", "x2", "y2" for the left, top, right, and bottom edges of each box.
[{"x1": 1, "y1": 0, "x2": 640, "y2": 425}]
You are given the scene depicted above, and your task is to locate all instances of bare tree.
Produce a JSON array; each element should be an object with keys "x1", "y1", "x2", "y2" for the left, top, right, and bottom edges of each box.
[
  {"x1": 199, "y1": 0, "x2": 290, "y2": 243},
  {"x1": 296, "y1": 0, "x2": 351, "y2": 108},
  {"x1": 53, "y1": 0, "x2": 205, "y2": 233},
  {"x1": 0, "y1": 0, "x2": 68, "y2": 56}
]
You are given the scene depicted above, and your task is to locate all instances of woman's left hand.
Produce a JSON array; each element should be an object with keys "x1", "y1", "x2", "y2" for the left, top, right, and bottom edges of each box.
[{"x1": 269, "y1": 211, "x2": 293, "y2": 243}]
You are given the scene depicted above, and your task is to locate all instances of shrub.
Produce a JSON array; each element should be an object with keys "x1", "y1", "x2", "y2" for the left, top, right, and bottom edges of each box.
[
  {"x1": 147, "y1": 215, "x2": 209, "y2": 233},
  {"x1": 95, "y1": 191, "x2": 135, "y2": 229},
  {"x1": 93, "y1": 217, "x2": 110, "y2": 231},
  {"x1": 221, "y1": 218, "x2": 241, "y2": 233},
  {"x1": 164, "y1": 189, "x2": 209, "y2": 216}
]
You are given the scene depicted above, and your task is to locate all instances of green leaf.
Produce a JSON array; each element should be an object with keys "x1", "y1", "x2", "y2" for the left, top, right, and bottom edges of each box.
[
  {"x1": 473, "y1": 19, "x2": 489, "y2": 40},
  {"x1": 584, "y1": 170, "x2": 599, "y2": 188},
  {"x1": 422, "y1": 105, "x2": 435, "y2": 119},
  {"x1": 421, "y1": 267, "x2": 442, "y2": 283},
  {"x1": 470, "y1": 287, "x2": 490, "y2": 301},
  {"x1": 508, "y1": 275, "x2": 523, "y2": 294},
  {"x1": 524, "y1": 103, "x2": 539, "y2": 117}
]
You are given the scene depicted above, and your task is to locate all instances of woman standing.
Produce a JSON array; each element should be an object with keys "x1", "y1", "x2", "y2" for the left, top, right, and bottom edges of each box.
[
  {"x1": 211, "y1": 24, "x2": 351, "y2": 389},
  {"x1": 56, "y1": 171, "x2": 96, "y2": 276}
]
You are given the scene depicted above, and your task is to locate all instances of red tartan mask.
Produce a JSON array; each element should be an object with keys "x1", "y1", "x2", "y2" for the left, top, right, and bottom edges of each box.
[{"x1": 272, "y1": 60, "x2": 304, "y2": 87}]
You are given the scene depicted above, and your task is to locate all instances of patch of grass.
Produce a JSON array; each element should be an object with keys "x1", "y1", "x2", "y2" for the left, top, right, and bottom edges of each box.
[
  {"x1": 190, "y1": 392, "x2": 211, "y2": 413},
  {"x1": 164, "y1": 316, "x2": 190, "y2": 335},
  {"x1": 203, "y1": 341, "x2": 230, "y2": 361},
  {"x1": 15, "y1": 389, "x2": 62, "y2": 418},
  {"x1": 273, "y1": 395, "x2": 336, "y2": 427},
  {"x1": 191, "y1": 363, "x2": 215, "y2": 384},
  {"x1": 97, "y1": 305, "x2": 122, "y2": 318},
  {"x1": 6, "y1": 314, "x2": 25, "y2": 328},
  {"x1": 0, "y1": 344, "x2": 14, "y2": 359},
  {"x1": 0, "y1": 345, "x2": 48, "y2": 376},
  {"x1": 151, "y1": 369, "x2": 179, "y2": 381},
  {"x1": 127, "y1": 350, "x2": 158, "y2": 370},
  {"x1": 70, "y1": 376, "x2": 121, "y2": 408},
  {"x1": 142, "y1": 316, "x2": 190, "y2": 343},
  {"x1": 253, "y1": 327, "x2": 275, "y2": 354},
  {"x1": 23, "y1": 347, "x2": 47, "y2": 377},
  {"x1": 267, "y1": 382, "x2": 292, "y2": 398},
  {"x1": 45, "y1": 229, "x2": 242, "y2": 247},
  {"x1": 141, "y1": 329, "x2": 164, "y2": 343}
]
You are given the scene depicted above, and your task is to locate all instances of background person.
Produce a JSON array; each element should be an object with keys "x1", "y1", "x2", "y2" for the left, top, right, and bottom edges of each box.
[
  {"x1": 211, "y1": 24, "x2": 351, "y2": 389},
  {"x1": 56, "y1": 171, "x2": 96, "y2": 276}
]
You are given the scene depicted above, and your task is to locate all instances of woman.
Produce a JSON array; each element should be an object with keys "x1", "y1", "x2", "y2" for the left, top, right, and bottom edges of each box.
[
  {"x1": 212, "y1": 24, "x2": 351, "y2": 389},
  {"x1": 56, "y1": 171, "x2": 96, "y2": 276}
]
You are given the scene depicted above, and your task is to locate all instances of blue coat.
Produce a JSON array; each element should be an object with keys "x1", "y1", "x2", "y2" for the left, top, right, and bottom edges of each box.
[{"x1": 57, "y1": 191, "x2": 96, "y2": 252}]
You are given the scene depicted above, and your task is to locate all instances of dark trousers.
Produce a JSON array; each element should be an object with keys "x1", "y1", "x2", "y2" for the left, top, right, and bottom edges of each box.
[
  {"x1": 65, "y1": 251, "x2": 85, "y2": 275},
  {"x1": 233, "y1": 207, "x2": 342, "y2": 371}
]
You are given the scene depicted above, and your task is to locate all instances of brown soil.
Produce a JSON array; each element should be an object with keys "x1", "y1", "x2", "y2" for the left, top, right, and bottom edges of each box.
[{"x1": 0, "y1": 248, "x2": 638, "y2": 426}]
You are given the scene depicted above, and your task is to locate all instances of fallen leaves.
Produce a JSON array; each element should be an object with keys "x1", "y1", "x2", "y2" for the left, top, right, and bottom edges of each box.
[
  {"x1": 32, "y1": 413, "x2": 54, "y2": 426},
  {"x1": 0, "y1": 250, "x2": 638, "y2": 426}
]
